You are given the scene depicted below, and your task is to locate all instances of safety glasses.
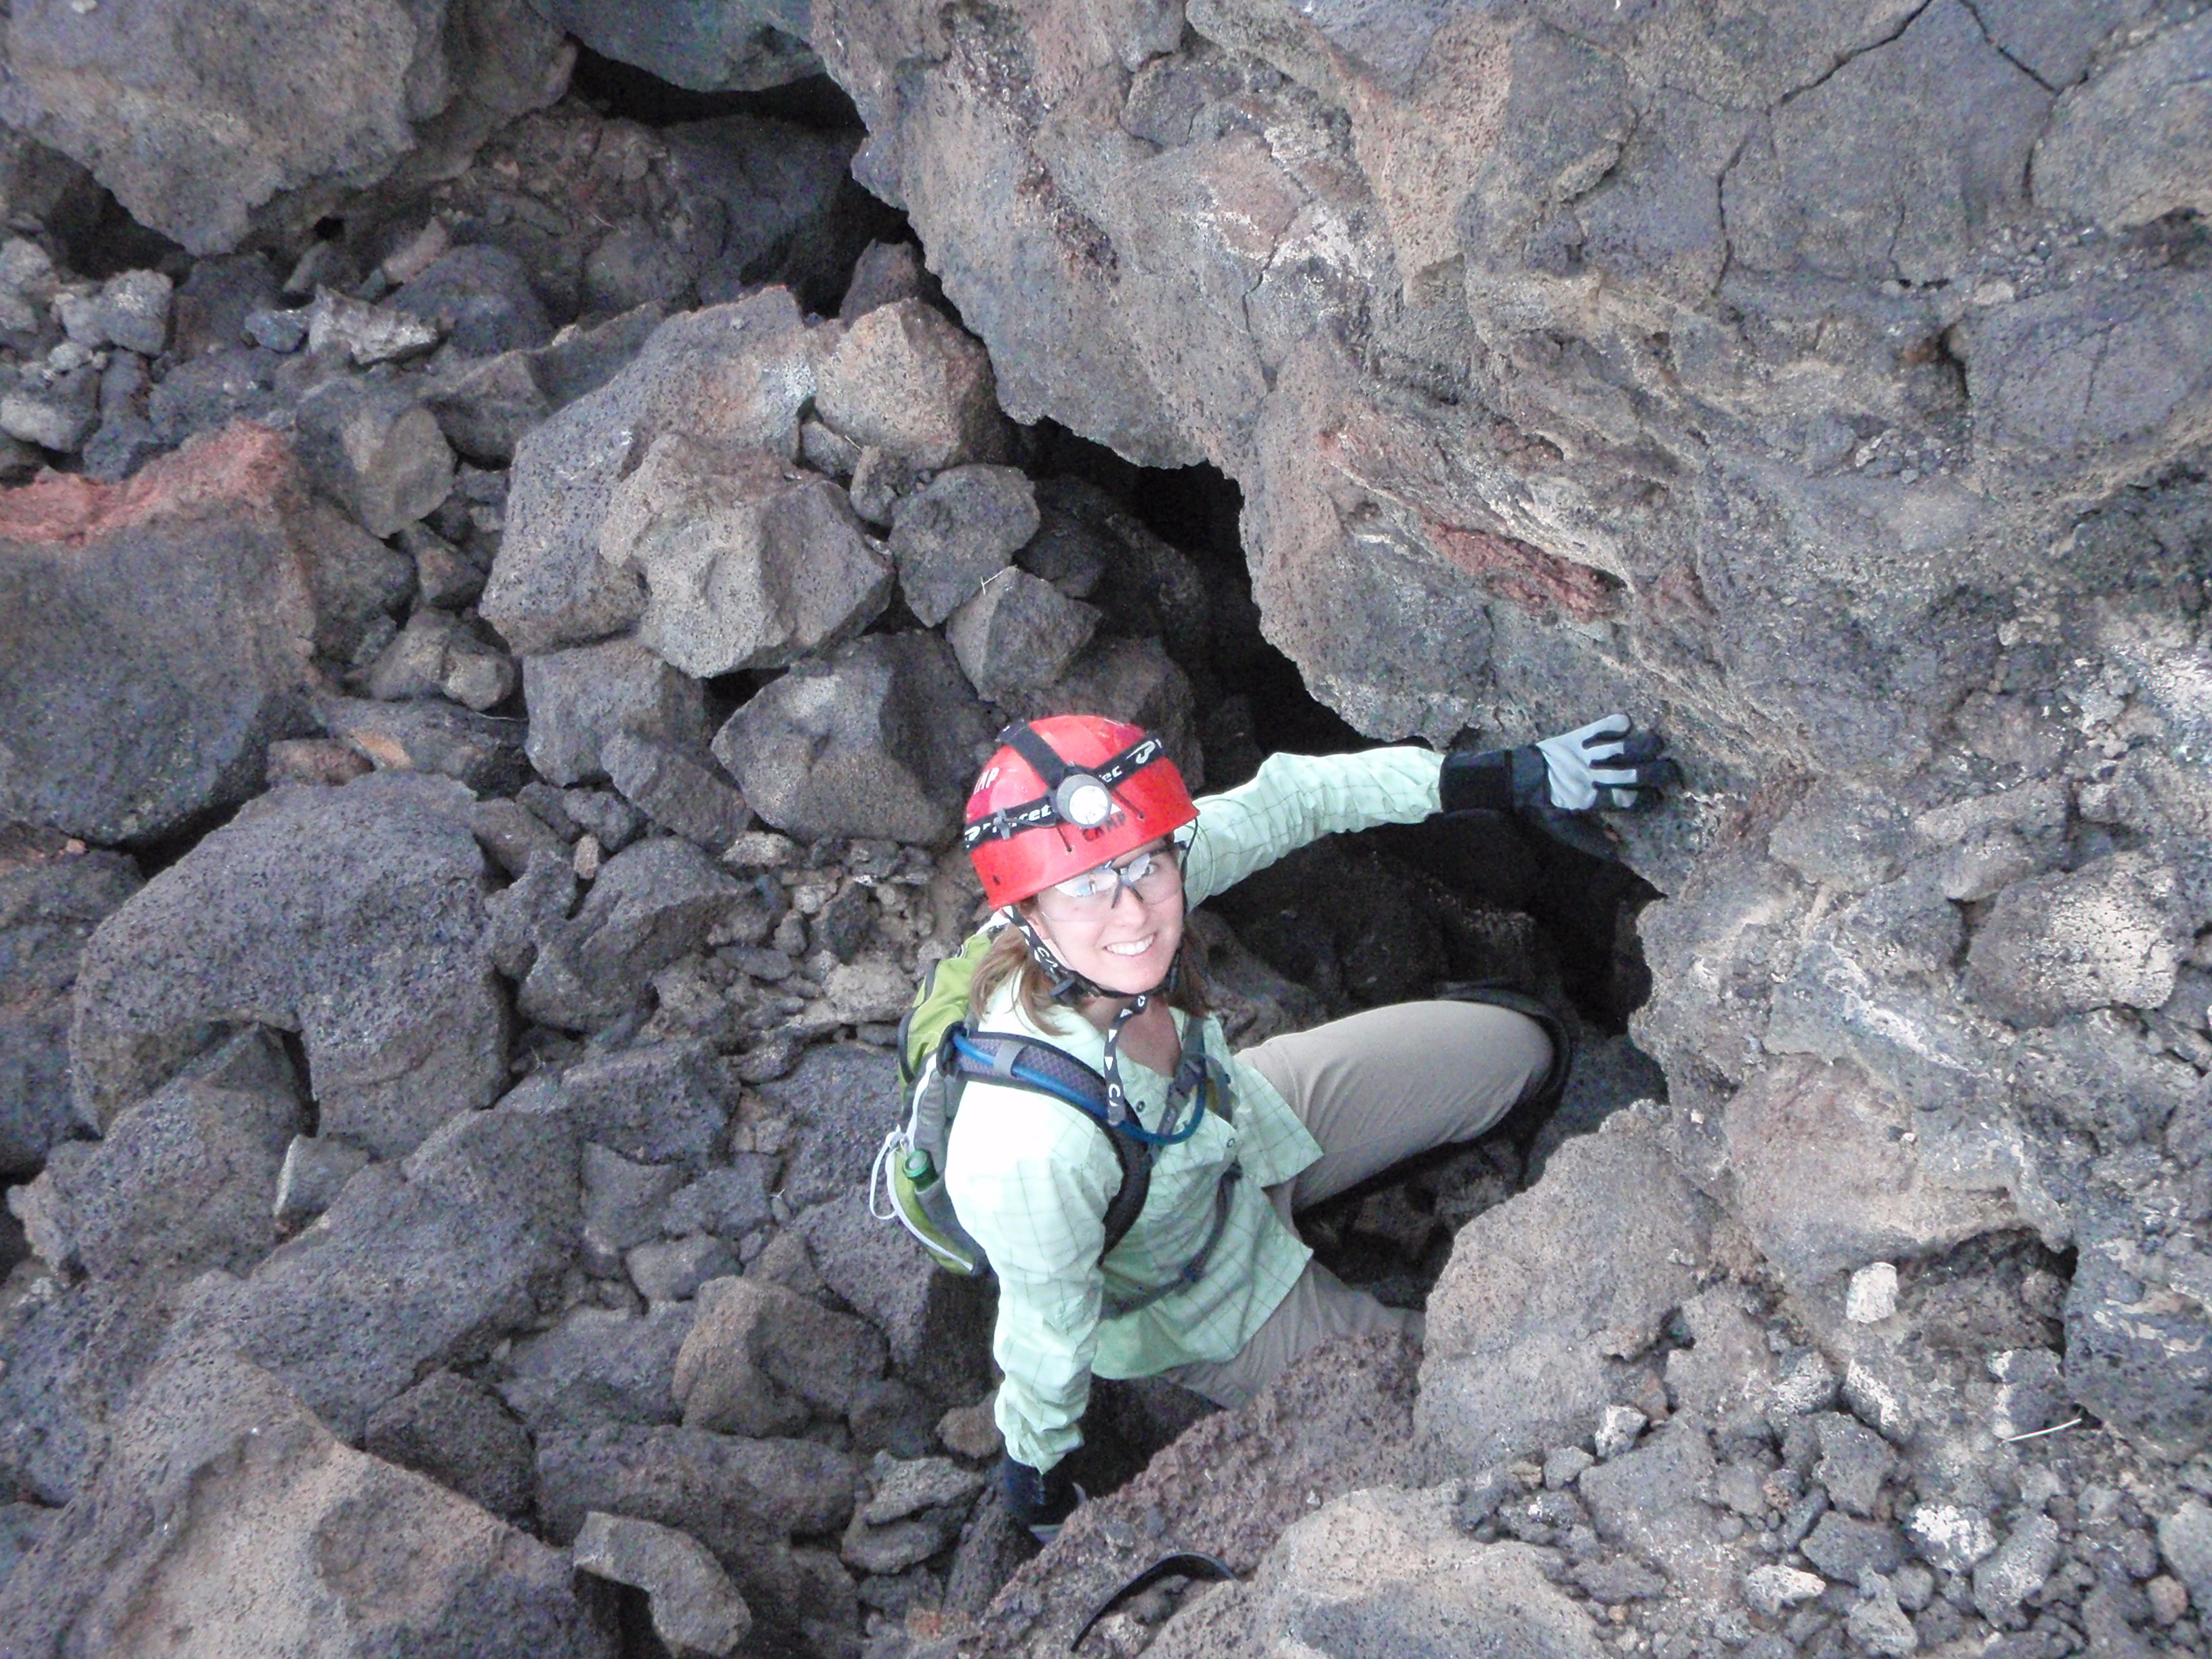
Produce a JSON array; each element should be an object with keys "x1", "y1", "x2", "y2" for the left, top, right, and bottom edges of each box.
[{"x1": 1044, "y1": 844, "x2": 1183, "y2": 910}]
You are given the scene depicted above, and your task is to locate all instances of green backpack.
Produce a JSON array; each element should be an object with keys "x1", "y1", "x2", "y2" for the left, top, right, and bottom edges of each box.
[{"x1": 869, "y1": 930, "x2": 1210, "y2": 1278}]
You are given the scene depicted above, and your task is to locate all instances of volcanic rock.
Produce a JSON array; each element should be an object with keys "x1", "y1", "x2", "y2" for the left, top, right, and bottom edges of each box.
[
  {"x1": 574, "y1": 1511, "x2": 752, "y2": 1659},
  {"x1": 814, "y1": 298, "x2": 1008, "y2": 470},
  {"x1": 946, "y1": 567, "x2": 1103, "y2": 699},
  {"x1": 504, "y1": 1038, "x2": 733, "y2": 1173},
  {"x1": 521, "y1": 634, "x2": 710, "y2": 788},
  {"x1": 0, "y1": 841, "x2": 140, "y2": 1176},
  {"x1": 888, "y1": 464, "x2": 1039, "y2": 626},
  {"x1": 711, "y1": 631, "x2": 993, "y2": 845},
  {"x1": 518, "y1": 842, "x2": 744, "y2": 1029},
  {"x1": 319, "y1": 695, "x2": 531, "y2": 795},
  {"x1": 0, "y1": 0, "x2": 573, "y2": 255},
  {"x1": 0, "y1": 424, "x2": 403, "y2": 842},
  {"x1": 527, "y1": 0, "x2": 817, "y2": 92},
  {"x1": 12, "y1": 1027, "x2": 298, "y2": 1285},
  {"x1": 483, "y1": 289, "x2": 836, "y2": 655},
  {"x1": 171, "y1": 1097, "x2": 579, "y2": 1443},
  {"x1": 391, "y1": 244, "x2": 554, "y2": 357},
  {"x1": 672, "y1": 1275, "x2": 888, "y2": 1435},
  {"x1": 292, "y1": 376, "x2": 456, "y2": 537},
  {"x1": 602, "y1": 732, "x2": 752, "y2": 850},
  {"x1": 365, "y1": 1368, "x2": 537, "y2": 1521},
  {"x1": 601, "y1": 432, "x2": 891, "y2": 675},
  {"x1": 70, "y1": 771, "x2": 507, "y2": 1158},
  {"x1": 1417, "y1": 1109, "x2": 1715, "y2": 1473},
  {"x1": 0, "y1": 1349, "x2": 611, "y2": 1655}
]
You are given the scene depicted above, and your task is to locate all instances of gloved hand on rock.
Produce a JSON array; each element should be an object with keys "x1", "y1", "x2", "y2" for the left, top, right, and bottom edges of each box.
[
  {"x1": 999, "y1": 1453, "x2": 1082, "y2": 1543},
  {"x1": 1439, "y1": 714, "x2": 1680, "y2": 859}
]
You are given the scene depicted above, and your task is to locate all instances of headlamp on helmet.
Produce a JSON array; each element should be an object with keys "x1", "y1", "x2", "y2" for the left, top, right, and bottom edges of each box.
[{"x1": 962, "y1": 716, "x2": 1199, "y2": 910}]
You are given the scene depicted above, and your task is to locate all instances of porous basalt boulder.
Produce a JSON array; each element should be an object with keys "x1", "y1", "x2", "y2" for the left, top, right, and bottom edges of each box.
[
  {"x1": 0, "y1": 424, "x2": 407, "y2": 843},
  {"x1": 0, "y1": 0, "x2": 575, "y2": 255},
  {"x1": 70, "y1": 771, "x2": 507, "y2": 1158},
  {"x1": 483, "y1": 289, "x2": 839, "y2": 656},
  {"x1": 710, "y1": 631, "x2": 993, "y2": 845},
  {"x1": 0, "y1": 1349, "x2": 613, "y2": 1655},
  {"x1": 0, "y1": 838, "x2": 140, "y2": 1176}
]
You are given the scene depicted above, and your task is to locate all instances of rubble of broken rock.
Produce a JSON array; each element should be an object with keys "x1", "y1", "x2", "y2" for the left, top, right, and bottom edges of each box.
[{"x1": 0, "y1": 4, "x2": 2206, "y2": 1658}]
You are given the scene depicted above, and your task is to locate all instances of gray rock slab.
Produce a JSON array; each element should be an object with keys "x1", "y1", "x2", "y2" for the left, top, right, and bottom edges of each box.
[
  {"x1": 1577, "y1": 1418, "x2": 1744, "y2": 1600},
  {"x1": 0, "y1": 424, "x2": 382, "y2": 843},
  {"x1": 758, "y1": 1044, "x2": 901, "y2": 1210},
  {"x1": 536, "y1": 1420, "x2": 855, "y2": 1546},
  {"x1": 484, "y1": 291, "x2": 836, "y2": 655},
  {"x1": 365, "y1": 1368, "x2": 537, "y2": 1521},
  {"x1": 526, "y1": 0, "x2": 817, "y2": 92},
  {"x1": 604, "y1": 434, "x2": 891, "y2": 676},
  {"x1": 628, "y1": 1235, "x2": 737, "y2": 1303},
  {"x1": 659, "y1": 1160, "x2": 774, "y2": 1239},
  {"x1": 574, "y1": 1510, "x2": 753, "y2": 1659},
  {"x1": 1720, "y1": 1056, "x2": 2015, "y2": 1292},
  {"x1": 602, "y1": 731, "x2": 754, "y2": 851},
  {"x1": 12, "y1": 1028, "x2": 298, "y2": 1285},
  {"x1": 796, "y1": 1192, "x2": 993, "y2": 1405},
  {"x1": 673, "y1": 1275, "x2": 888, "y2": 1434},
  {"x1": 815, "y1": 298, "x2": 1008, "y2": 472},
  {"x1": 888, "y1": 464, "x2": 1039, "y2": 627},
  {"x1": 0, "y1": 844, "x2": 140, "y2": 1176},
  {"x1": 520, "y1": 842, "x2": 744, "y2": 1030},
  {"x1": 320, "y1": 696, "x2": 531, "y2": 796},
  {"x1": 1801, "y1": 1512, "x2": 1907, "y2": 1580},
  {"x1": 499, "y1": 1301, "x2": 695, "y2": 1429},
  {"x1": 1965, "y1": 851, "x2": 2182, "y2": 1025},
  {"x1": 90, "y1": 270, "x2": 172, "y2": 356},
  {"x1": 945, "y1": 565, "x2": 1101, "y2": 699},
  {"x1": 1416, "y1": 1112, "x2": 1715, "y2": 1474},
  {"x1": 0, "y1": 1349, "x2": 611, "y2": 1656},
  {"x1": 170, "y1": 1099, "x2": 581, "y2": 1443},
  {"x1": 293, "y1": 377, "x2": 455, "y2": 539},
  {"x1": 522, "y1": 634, "x2": 710, "y2": 789},
  {"x1": 510, "y1": 1039, "x2": 734, "y2": 1172},
  {"x1": 711, "y1": 631, "x2": 994, "y2": 846},
  {"x1": 1242, "y1": 1488, "x2": 1609, "y2": 1659},
  {"x1": 71, "y1": 772, "x2": 508, "y2": 1158},
  {"x1": 2032, "y1": 12, "x2": 2212, "y2": 231},
  {"x1": 2066, "y1": 1218, "x2": 2212, "y2": 1459},
  {"x1": 391, "y1": 243, "x2": 554, "y2": 357},
  {"x1": 583, "y1": 1142, "x2": 687, "y2": 1272}
]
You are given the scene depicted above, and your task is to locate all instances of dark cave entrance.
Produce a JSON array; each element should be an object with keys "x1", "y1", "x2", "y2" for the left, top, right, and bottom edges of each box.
[{"x1": 1009, "y1": 431, "x2": 1668, "y2": 1501}]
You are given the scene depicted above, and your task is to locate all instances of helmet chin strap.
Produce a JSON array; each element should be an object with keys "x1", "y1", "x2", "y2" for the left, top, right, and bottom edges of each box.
[{"x1": 1005, "y1": 909, "x2": 1183, "y2": 1132}]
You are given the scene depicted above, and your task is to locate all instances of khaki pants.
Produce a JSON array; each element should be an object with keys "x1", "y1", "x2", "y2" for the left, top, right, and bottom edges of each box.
[{"x1": 1166, "y1": 1000, "x2": 1553, "y2": 1408}]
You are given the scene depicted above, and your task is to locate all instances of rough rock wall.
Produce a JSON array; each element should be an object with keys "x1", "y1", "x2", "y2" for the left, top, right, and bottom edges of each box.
[{"x1": 806, "y1": 0, "x2": 2212, "y2": 1459}]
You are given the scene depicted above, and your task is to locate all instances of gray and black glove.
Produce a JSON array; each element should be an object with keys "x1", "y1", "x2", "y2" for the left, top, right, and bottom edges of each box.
[
  {"x1": 1000, "y1": 1454, "x2": 1082, "y2": 1542},
  {"x1": 1440, "y1": 714, "x2": 1679, "y2": 859}
]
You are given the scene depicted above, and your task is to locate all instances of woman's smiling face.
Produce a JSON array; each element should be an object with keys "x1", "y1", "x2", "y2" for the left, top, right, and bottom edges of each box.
[{"x1": 1027, "y1": 839, "x2": 1185, "y2": 996}]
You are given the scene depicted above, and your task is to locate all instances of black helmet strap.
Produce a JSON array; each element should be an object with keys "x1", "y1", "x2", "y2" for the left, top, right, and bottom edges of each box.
[{"x1": 962, "y1": 726, "x2": 1169, "y2": 851}]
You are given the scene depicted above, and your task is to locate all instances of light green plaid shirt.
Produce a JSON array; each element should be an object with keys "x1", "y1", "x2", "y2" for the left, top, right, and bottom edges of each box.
[{"x1": 943, "y1": 745, "x2": 1448, "y2": 1472}]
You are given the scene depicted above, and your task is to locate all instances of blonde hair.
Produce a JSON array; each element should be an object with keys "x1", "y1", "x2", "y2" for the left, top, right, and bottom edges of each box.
[{"x1": 968, "y1": 904, "x2": 1209, "y2": 1033}]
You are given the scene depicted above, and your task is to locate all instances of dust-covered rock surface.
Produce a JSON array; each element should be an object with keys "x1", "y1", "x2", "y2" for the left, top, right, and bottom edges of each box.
[{"x1": 0, "y1": 3, "x2": 2203, "y2": 1656}]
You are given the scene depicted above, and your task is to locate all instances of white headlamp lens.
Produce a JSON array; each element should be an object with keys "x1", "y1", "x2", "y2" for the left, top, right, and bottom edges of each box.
[{"x1": 1056, "y1": 776, "x2": 1113, "y2": 827}]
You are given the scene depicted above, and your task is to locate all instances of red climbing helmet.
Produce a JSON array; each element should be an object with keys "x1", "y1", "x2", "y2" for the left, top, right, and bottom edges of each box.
[{"x1": 963, "y1": 715, "x2": 1197, "y2": 909}]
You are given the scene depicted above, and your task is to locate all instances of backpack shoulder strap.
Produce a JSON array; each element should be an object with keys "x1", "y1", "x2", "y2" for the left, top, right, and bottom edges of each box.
[
  {"x1": 947, "y1": 1028, "x2": 1153, "y2": 1263},
  {"x1": 1098, "y1": 1130, "x2": 1151, "y2": 1258}
]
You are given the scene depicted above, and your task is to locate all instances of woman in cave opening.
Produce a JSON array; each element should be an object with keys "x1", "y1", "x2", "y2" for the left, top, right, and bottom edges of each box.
[{"x1": 941, "y1": 712, "x2": 1679, "y2": 1540}]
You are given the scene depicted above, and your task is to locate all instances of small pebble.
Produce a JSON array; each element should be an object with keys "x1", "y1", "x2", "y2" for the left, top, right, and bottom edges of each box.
[
  {"x1": 2148, "y1": 1575, "x2": 2188, "y2": 1624},
  {"x1": 1544, "y1": 1446, "x2": 1595, "y2": 1489},
  {"x1": 1845, "y1": 1262, "x2": 1898, "y2": 1324}
]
